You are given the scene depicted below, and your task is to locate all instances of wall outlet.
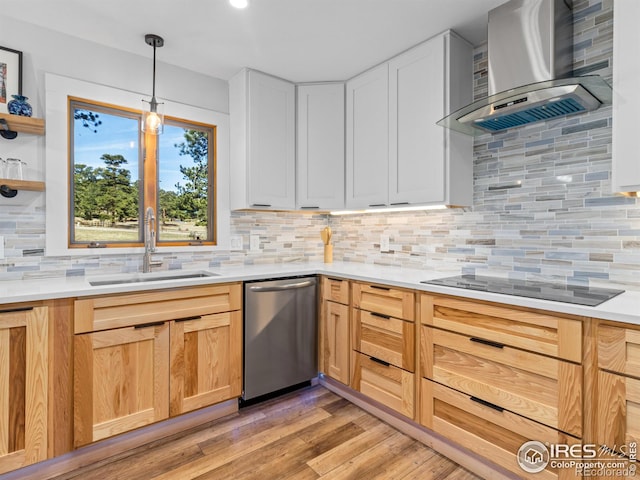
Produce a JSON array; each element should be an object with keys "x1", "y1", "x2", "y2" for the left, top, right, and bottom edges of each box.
[
  {"x1": 380, "y1": 234, "x2": 390, "y2": 253},
  {"x1": 249, "y1": 234, "x2": 261, "y2": 252},
  {"x1": 230, "y1": 235, "x2": 243, "y2": 250}
]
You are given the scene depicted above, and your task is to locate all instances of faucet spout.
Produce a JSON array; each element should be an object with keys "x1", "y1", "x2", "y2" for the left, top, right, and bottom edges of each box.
[{"x1": 143, "y1": 207, "x2": 160, "y2": 273}]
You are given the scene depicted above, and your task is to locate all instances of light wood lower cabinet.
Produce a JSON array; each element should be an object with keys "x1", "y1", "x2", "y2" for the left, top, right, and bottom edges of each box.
[
  {"x1": 421, "y1": 378, "x2": 578, "y2": 480},
  {"x1": 597, "y1": 371, "x2": 640, "y2": 455},
  {"x1": 74, "y1": 284, "x2": 243, "y2": 447},
  {"x1": 0, "y1": 307, "x2": 48, "y2": 475},
  {"x1": 422, "y1": 325, "x2": 582, "y2": 436},
  {"x1": 420, "y1": 293, "x2": 585, "y2": 479},
  {"x1": 352, "y1": 352, "x2": 414, "y2": 418},
  {"x1": 170, "y1": 311, "x2": 242, "y2": 416},
  {"x1": 74, "y1": 323, "x2": 170, "y2": 447},
  {"x1": 320, "y1": 277, "x2": 351, "y2": 385},
  {"x1": 353, "y1": 309, "x2": 414, "y2": 372},
  {"x1": 320, "y1": 300, "x2": 350, "y2": 385},
  {"x1": 597, "y1": 323, "x2": 640, "y2": 479}
]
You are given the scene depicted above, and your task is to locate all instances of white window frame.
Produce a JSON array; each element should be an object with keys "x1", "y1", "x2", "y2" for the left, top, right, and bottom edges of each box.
[{"x1": 45, "y1": 73, "x2": 230, "y2": 256}]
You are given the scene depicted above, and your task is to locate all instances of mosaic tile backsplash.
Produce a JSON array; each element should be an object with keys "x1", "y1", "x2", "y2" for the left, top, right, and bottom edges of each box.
[{"x1": 2, "y1": 0, "x2": 639, "y2": 291}]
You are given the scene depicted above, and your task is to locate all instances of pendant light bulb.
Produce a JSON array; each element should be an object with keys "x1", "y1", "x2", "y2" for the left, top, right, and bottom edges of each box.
[
  {"x1": 141, "y1": 34, "x2": 164, "y2": 135},
  {"x1": 230, "y1": 0, "x2": 248, "y2": 9}
]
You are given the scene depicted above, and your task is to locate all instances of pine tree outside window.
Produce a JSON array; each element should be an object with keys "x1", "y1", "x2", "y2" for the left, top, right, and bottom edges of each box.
[{"x1": 69, "y1": 98, "x2": 216, "y2": 248}]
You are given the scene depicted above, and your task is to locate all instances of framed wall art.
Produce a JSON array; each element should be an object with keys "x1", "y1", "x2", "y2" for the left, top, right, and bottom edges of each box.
[{"x1": 0, "y1": 46, "x2": 23, "y2": 114}]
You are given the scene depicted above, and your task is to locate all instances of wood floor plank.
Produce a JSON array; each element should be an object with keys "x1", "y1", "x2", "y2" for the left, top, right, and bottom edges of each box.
[
  {"x1": 399, "y1": 452, "x2": 461, "y2": 480},
  {"x1": 443, "y1": 466, "x2": 482, "y2": 480},
  {"x1": 51, "y1": 386, "x2": 481, "y2": 480},
  {"x1": 368, "y1": 441, "x2": 438, "y2": 480},
  {"x1": 306, "y1": 421, "x2": 396, "y2": 476},
  {"x1": 315, "y1": 431, "x2": 415, "y2": 479},
  {"x1": 152, "y1": 408, "x2": 331, "y2": 479}
]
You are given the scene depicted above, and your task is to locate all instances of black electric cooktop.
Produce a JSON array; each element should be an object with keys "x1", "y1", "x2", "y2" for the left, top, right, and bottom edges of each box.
[{"x1": 421, "y1": 275, "x2": 625, "y2": 307}]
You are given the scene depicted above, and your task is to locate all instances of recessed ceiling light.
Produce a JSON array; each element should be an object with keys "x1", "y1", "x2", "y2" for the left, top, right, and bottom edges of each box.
[{"x1": 230, "y1": 0, "x2": 248, "y2": 8}]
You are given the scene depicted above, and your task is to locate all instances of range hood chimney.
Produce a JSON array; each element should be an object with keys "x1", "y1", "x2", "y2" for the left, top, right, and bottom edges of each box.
[{"x1": 439, "y1": 0, "x2": 612, "y2": 135}]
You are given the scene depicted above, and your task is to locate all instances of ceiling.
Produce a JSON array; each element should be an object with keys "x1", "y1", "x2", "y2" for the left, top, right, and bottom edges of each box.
[{"x1": 1, "y1": 0, "x2": 506, "y2": 82}]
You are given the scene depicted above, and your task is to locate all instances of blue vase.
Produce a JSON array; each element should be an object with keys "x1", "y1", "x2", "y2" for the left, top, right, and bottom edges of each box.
[{"x1": 7, "y1": 95, "x2": 33, "y2": 117}]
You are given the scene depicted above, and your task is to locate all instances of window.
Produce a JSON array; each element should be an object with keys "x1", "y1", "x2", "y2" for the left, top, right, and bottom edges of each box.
[{"x1": 69, "y1": 98, "x2": 216, "y2": 248}]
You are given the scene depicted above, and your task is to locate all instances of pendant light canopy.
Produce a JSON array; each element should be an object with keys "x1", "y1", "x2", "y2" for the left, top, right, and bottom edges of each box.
[{"x1": 142, "y1": 33, "x2": 164, "y2": 135}]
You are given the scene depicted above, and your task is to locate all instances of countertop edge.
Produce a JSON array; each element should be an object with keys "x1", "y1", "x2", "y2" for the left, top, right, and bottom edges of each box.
[{"x1": 2, "y1": 262, "x2": 639, "y2": 327}]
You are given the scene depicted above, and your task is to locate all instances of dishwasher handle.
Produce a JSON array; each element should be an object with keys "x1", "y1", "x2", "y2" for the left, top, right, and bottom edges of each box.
[{"x1": 248, "y1": 280, "x2": 315, "y2": 293}]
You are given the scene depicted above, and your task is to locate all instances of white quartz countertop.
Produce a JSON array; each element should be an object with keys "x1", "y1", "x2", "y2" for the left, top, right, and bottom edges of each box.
[{"x1": 2, "y1": 262, "x2": 639, "y2": 326}]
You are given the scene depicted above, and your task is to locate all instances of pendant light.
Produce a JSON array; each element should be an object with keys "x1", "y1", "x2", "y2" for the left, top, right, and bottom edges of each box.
[{"x1": 141, "y1": 33, "x2": 164, "y2": 135}]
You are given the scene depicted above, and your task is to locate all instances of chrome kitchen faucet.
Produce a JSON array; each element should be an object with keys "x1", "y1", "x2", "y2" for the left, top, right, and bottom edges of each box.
[{"x1": 143, "y1": 206, "x2": 162, "y2": 273}]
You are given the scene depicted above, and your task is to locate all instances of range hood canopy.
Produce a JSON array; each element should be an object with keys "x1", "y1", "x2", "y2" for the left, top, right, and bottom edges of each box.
[
  {"x1": 438, "y1": 75, "x2": 612, "y2": 135},
  {"x1": 439, "y1": 0, "x2": 612, "y2": 136}
]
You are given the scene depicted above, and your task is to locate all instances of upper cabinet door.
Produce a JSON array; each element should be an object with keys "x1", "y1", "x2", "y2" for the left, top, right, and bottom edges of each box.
[
  {"x1": 389, "y1": 32, "x2": 472, "y2": 207},
  {"x1": 612, "y1": 1, "x2": 640, "y2": 195},
  {"x1": 229, "y1": 69, "x2": 295, "y2": 210},
  {"x1": 297, "y1": 83, "x2": 345, "y2": 210},
  {"x1": 346, "y1": 63, "x2": 389, "y2": 209},
  {"x1": 388, "y1": 38, "x2": 445, "y2": 205},
  {"x1": 247, "y1": 70, "x2": 296, "y2": 209}
]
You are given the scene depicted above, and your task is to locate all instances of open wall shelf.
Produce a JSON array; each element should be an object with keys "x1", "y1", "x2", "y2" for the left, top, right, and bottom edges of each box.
[
  {"x1": 0, "y1": 179, "x2": 45, "y2": 198},
  {"x1": 0, "y1": 113, "x2": 45, "y2": 136}
]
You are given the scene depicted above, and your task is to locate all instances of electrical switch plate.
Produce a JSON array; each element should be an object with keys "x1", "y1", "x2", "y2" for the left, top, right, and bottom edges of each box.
[
  {"x1": 0, "y1": 236, "x2": 4, "y2": 259},
  {"x1": 250, "y1": 234, "x2": 260, "y2": 252},
  {"x1": 380, "y1": 234, "x2": 390, "y2": 253},
  {"x1": 230, "y1": 235, "x2": 243, "y2": 250}
]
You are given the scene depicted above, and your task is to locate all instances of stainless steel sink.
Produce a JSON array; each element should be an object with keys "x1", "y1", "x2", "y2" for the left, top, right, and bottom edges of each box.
[{"x1": 89, "y1": 270, "x2": 219, "y2": 286}]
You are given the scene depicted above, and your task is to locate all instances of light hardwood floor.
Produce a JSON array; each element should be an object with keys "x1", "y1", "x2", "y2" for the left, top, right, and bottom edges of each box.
[{"x1": 52, "y1": 385, "x2": 480, "y2": 480}]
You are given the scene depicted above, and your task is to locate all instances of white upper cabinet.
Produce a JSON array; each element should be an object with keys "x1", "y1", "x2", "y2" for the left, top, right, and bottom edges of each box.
[
  {"x1": 346, "y1": 63, "x2": 390, "y2": 209},
  {"x1": 230, "y1": 69, "x2": 296, "y2": 210},
  {"x1": 346, "y1": 30, "x2": 472, "y2": 210},
  {"x1": 612, "y1": 0, "x2": 640, "y2": 195},
  {"x1": 297, "y1": 83, "x2": 345, "y2": 210}
]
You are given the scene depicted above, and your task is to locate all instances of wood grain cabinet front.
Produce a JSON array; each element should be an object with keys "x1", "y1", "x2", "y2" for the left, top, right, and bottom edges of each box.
[
  {"x1": 421, "y1": 378, "x2": 578, "y2": 480},
  {"x1": 320, "y1": 277, "x2": 351, "y2": 385},
  {"x1": 351, "y1": 352, "x2": 414, "y2": 418},
  {"x1": 419, "y1": 293, "x2": 585, "y2": 479},
  {"x1": 169, "y1": 311, "x2": 242, "y2": 416},
  {"x1": 596, "y1": 324, "x2": 640, "y2": 476},
  {"x1": 0, "y1": 307, "x2": 49, "y2": 475},
  {"x1": 74, "y1": 322, "x2": 170, "y2": 447},
  {"x1": 73, "y1": 283, "x2": 243, "y2": 447},
  {"x1": 350, "y1": 281, "x2": 415, "y2": 418}
]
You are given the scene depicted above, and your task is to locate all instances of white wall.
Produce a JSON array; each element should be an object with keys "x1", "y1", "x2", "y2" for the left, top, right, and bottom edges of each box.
[{"x1": 0, "y1": 15, "x2": 229, "y2": 117}]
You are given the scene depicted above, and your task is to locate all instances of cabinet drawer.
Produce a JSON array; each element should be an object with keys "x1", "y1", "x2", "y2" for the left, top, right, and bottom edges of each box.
[
  {"x1": 421, "y1": 325, "x2": 582, "y2": 437},
  {"x1": 421, "y1": 378, "x2": 577, "y2": 480},
  {"x1": 597, "y1": 370, "x2": 640, "y2": 455},
  {"x1": 420, "y1": 294, "x2": 582, "y2": 362},
  {"x1": 351, "y1": 352, "x2": 414, "y2": 418},
  {"x1": 75, "y1": 283, "x2": 242, "y2": 333},
  {"x1": 353, "y1": 309, "x2": 414, "y2": 372},
  {"x1": 598, "y1": 324, "x2": 640, "y2": 378},
  {"x1": 353, "y1": 282, "x2": 414, "y2": 321},
  {"x1": 322, "y1": 277, "x2": 350, "y2": 305}
]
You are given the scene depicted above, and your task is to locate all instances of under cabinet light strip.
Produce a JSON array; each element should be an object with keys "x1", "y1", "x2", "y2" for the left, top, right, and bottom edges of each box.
[{"x1": 329, "y1": 205, "x2": 448, "y2": 216}]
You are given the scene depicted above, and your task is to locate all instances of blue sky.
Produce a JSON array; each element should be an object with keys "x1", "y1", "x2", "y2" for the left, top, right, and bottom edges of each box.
[{"x1": 73, "y1": 109, "x2": 192, "y2": 192}]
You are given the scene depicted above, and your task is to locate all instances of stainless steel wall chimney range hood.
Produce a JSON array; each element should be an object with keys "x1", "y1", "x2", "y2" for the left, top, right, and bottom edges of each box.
[{"x1": 438, "y1": 0, "x2": 612, "y2": 136}]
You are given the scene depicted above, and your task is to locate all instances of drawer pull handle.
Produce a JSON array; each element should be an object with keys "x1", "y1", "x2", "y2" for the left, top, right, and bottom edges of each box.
[
  {"x1": 370, "y1": 312, "x2": 391, "y2": 320},
  {"x1": 134, "y1": 321, "x2": 165, "y2": 329},
  {"x1": 369, "y1": 356, "x2": 390, "y2": 367},
  {"x1": 470, "y1": 337, "x2": 504, "y2": 349},
  {"x1": 175, "y1": 316, "x2": 202, "y2": 323},
  {"x1": 370, "y1": 285, "x2": 390, "y2": 291},
  {"x1": 470, "y1": 396, "x2": 504, "y2": 413}
]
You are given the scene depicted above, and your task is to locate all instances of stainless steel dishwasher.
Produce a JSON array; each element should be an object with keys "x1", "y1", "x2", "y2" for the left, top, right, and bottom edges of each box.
[{"x1": 243, "y1": 276, "x2": 318, "y2": 401}]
